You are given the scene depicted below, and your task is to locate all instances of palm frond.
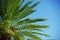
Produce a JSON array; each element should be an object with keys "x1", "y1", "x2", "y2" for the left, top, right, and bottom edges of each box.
[
  {"x1": 15, "y1": 18, "x2": 47, "y2": 26},
  {"x1": 19, "y1": 1, "x2": 33, "y2": 12},
  {"x1": 20, "y1": 24, "x2": 48, "y2": 29},
  {"x1": 30, "y1": 2, "x2": 40, "y2": 8},
  {"x1": 0, "y1": 0, "x2": 49, "y2": 40},
  {"x1": 12, "y1": 9, "x2": 36, "y2": 22},
  {"x1": 12, "y1": 0, "x2": 31, "y2": 17},
  {"x1": 12, "y1": 0, "x2": 24, "y2": 16},
  {"x1": 31, "y1": 32, "x2": 50, "y2": 37},
  {"x1": 12, "y1": 2, "x2": 40, "y2": 22},
  {"x1": 14, "y1": 34, "x2": 24, "y2": 40},
  {"x1": 22, "y1": 31, "x2": 42, "y2": 40},
  {"x1": 3, "y1": 0, "x2": 24, "y2": 28}
]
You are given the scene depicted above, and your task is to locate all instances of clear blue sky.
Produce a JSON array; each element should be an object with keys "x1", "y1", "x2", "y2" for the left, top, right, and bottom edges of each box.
[
  {"x1": 25, "y1": 0, "x2": 60, "y2": 40},
  {"x1": 0, "y1": 0, "x2": 59, "y2": 40}
]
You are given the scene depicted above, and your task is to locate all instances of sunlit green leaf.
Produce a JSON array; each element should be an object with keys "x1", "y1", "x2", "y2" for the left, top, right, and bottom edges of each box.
[
  {"x1": 21, "y1": 24, "x2": 48, "y2": 29},
  {"x1": 22, "y1": 32, "x2": 42, "y2": 40},
  {"x1": 15, "y1": 18, "x2": 47, "y2": 26}
]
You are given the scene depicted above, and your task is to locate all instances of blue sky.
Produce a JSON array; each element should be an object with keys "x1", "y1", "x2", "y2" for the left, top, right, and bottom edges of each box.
[
  {"x1": 25, "y1": 0, "x2": 60, "y2": 40},
  {"x1": 0, "y1": 0, "x2": 60, "y2": 40}
]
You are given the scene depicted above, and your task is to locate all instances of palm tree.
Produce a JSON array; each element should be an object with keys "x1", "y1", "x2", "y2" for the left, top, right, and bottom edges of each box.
[{"x1": 0, "y1": 0, "x2": 49, "y2": 40}]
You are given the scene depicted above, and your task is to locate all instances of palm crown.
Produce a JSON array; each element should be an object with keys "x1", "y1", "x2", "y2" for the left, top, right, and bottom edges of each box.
[{"x1": 0, "y1": 0, "x2": 49, "y2": 40}]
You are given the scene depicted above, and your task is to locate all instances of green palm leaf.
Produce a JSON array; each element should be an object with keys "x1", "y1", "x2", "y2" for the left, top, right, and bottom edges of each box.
[
  {"x1": 12, "y1": 1, "x2": 40, "y2": 22},
  {"x1": 21, "y1": 24, "x2": 48, "y2": 29},
  {"x1": 30, "y1": 2, "x2": 40, "y2": 8},
  {"x1": 31, "y1": 32, "x2": 50, "y2": 37},
  {"x1": 14, "y1": 34, "x2": 24, "y2": 40},
  {"x1": 19, "y1": 1, "x2": 33, "y2": 12},
  {"x1": 15, "y1": 18, "x2": 47, "y2": 26},
  {"x1": 22, "y1": 32, "x2": 42, "y2": 40},
  {"x1": 12, "y1": 8, "x2": 35, "y2": 22}
]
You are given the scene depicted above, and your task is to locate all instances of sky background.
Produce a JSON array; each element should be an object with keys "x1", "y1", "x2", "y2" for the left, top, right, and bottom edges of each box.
[
  {"x1": 25, "y1": 0, "x2": 60, "y2": 40},
  {"x1": 0, "y1": 0, "x2": 60, "y2": 40}
]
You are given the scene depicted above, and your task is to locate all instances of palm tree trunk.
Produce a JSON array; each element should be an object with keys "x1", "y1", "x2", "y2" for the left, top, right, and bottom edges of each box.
[
  {"x1": 0, "y1": 24, "x2": 11, "y2": 40},
  {"x1": 0, "y1": 33, "x2": 11, "y2": 40}
]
